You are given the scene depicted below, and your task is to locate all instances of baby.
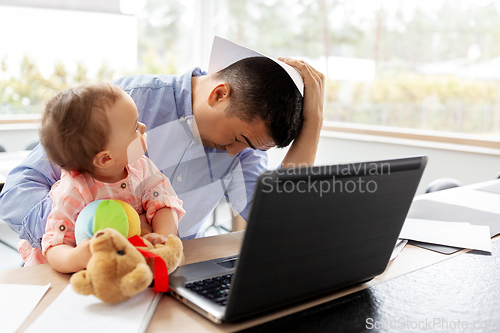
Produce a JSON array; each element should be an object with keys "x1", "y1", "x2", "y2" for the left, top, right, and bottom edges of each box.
[{"x1": 18, "y1": 83, "x2": 185, "y2": 273}]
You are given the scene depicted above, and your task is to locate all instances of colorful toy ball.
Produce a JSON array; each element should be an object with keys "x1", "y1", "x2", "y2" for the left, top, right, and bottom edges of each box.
[{"x1": 75, "y1": 200, "x2": 141, "y2": 245}]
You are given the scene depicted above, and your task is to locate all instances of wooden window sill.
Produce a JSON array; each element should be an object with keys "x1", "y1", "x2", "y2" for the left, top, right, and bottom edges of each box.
[{"x1": 322, "y1": 121, "x2": 500, "y2": 156}]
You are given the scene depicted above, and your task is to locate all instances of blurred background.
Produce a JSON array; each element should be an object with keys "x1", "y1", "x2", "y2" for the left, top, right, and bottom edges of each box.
[
  {"x1": 2, "y1": 0, "x2": 500, "y2": 269},
  {"x1": 1, "y1": 0, "x2": 500, "y2": 138}
]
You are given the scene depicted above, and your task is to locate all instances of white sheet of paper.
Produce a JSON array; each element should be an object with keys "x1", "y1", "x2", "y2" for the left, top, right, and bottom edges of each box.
[
  {"x1": 208, "y1": 36, "x2": 304, "y2": 96},
  {"x1": 390, "y1": 239, "x2": 407, "y2": 261},
  {"x1": 0, "y1": 283, "x2": 50, "y2": 333},
  {"x1": 400, "y1": 218, "x2": 492, "y2": 252},
  {"x1": 418, "y1": 184, "x2": 500, "y2": 215},
  {"x1": 25, "y1": 285, "x2": 161, "y2": 333}
]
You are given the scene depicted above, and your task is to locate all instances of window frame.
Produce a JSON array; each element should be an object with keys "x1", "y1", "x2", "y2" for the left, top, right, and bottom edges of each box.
[{"x1": 322, "y1": 121, "x2": 500, "y2": 156}]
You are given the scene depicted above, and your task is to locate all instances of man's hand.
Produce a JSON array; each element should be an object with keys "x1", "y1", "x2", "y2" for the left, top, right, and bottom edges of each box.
[
  {"x1": 278, "y1": 57, "x2": 325, "y2": 124},
  {"x1": 278, "y1": 57, "x2": 325, "y2": 167}
]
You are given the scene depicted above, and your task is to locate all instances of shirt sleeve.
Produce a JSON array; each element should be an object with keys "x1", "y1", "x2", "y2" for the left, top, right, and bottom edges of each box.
[
  {"x1": 138, "y1": 157, "x2": 186, "y2": 224},
  {"x1": 0, "y1": 145, "x2": 61, "y2": 250},
  {"x1": 41, "y1": 173, "x2": 88, "y2": 255},
  {"x1": 225, "y1": 148, "x2": 269, "y2": 221}
]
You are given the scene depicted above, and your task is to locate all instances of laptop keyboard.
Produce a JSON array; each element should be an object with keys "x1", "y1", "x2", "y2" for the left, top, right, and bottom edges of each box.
[{"x1": 184, "y1": 274, "x2": 233, "y2": 306}]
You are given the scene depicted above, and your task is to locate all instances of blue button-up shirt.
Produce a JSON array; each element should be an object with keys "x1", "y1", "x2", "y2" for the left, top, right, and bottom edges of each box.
[{"x1": 0, "y1": 68, "x2": 268, "y2": 249}]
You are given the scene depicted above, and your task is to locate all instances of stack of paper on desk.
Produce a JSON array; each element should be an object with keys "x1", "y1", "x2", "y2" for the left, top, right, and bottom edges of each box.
[
  {"x1": 25, "y1": 285, "x2": 161, "y2": 333},
  {"x1": 1, "y1": 283, "x2": 50, "y2": 333},
  {"x1": 399, "y1": 218, "x2": 492, "y2": 253},
  {"x1": 390, "y1": 239, "x2": 407, "y2": 261}
]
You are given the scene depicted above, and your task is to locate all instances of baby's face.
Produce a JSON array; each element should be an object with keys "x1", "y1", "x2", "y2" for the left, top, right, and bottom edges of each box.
[{"x1": 106, "y1": 90, "x2": 147, "y2": 168}]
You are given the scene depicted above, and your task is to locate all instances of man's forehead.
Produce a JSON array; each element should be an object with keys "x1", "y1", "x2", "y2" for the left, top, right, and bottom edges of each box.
[
  {"x1": 252, "y1": 139, "x2": 275, "y2": 151},
  {"x1": 242, "y1": 127, "x2": 275, "y2": 151},
  {"x1": 257, "y1": 136, "x2": 276, "y2": 150}
]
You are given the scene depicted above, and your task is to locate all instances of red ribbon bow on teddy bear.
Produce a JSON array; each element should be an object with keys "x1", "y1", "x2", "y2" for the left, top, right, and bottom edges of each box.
[{"x1": 128, "y1": 235, "x2": 169, "y2": 292}]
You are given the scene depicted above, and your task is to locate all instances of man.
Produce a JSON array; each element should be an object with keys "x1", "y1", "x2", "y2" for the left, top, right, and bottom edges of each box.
[{"x1": 0, "y1": 56, "x2": 324, "y2": 249}]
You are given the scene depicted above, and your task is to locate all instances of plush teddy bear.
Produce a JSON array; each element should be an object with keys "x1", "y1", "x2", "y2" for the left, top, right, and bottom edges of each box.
[
  {"x1": 70, "y1": 228, "x2": 184, "y2": 303},
  {"x1": 69, "y1": 200, "x2": 184, "y2": 303}
]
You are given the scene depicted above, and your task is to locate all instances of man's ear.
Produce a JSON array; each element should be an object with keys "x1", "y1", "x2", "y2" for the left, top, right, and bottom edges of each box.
[
  {"x1": 93, "y1": 150, "x2": 114, "y2": 169},
  {"x1": 208, "y1": 83, "x2": 231, "y2": 107}
]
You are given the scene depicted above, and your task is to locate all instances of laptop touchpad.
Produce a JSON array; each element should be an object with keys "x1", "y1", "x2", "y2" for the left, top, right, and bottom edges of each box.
[{"x1": 216, "y1": 258, "x2": 238, "y2": 269}]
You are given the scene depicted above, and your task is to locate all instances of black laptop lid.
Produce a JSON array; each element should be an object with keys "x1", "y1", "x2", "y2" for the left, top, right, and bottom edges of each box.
[{"x1": 225, "y1": 156, "x2": 427, "y2": 322}]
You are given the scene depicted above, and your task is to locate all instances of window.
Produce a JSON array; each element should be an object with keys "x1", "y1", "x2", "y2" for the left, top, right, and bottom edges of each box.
[
  {"x1": 208, "y1": 0, "x2": 500, "y2": 139},
  {"x1": 1, "y1": 0, "x2": 500, "y2": 140}
]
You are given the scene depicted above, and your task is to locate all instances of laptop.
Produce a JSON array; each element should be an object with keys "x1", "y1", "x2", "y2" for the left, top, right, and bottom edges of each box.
[{"x1": 168, "y1": 156, "x2": 427, "y2": 323}]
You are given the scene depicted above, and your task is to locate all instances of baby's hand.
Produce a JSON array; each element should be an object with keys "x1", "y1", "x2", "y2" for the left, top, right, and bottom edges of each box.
[{"x1": 143, "y1": 232, "x2": 170, "y2": 246}]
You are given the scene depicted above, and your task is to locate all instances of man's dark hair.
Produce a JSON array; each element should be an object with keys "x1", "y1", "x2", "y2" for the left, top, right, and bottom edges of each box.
[{"x1": 215, "y1": 57, "x2": 303, "y2": 148}]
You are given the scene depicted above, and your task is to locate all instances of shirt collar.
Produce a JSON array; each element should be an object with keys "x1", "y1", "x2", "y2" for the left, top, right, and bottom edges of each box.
[{"x1": 175, "y1": 67, "x2": 206, "y2": 120}]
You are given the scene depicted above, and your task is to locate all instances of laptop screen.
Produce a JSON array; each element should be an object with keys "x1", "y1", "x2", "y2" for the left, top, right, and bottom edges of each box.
[{"x1": 225, "y1": 156, "x2": 427, "y2": 321}]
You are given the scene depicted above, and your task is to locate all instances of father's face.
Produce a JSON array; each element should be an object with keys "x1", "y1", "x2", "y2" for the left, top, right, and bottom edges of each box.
[{"x1": 197, "y1": 111, "x2": 275, "y2": 156}]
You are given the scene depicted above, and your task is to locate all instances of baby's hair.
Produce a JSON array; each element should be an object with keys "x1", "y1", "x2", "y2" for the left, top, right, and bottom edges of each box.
[{"x1": 40, "y1": 82, "x2": 121, "y2": 173}]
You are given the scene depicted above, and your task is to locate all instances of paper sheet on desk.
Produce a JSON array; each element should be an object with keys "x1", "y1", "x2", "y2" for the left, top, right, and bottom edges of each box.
[
  {"x1": 390, "y1": 239, "x2": 407, "y2": 261},
  {"x1": 25, "y1": 285, "x2": 161, "y2": 333},
  {"x1": 419, "y1": 188, "x2": 500, "y2": 215},
  {"x1": 400, "y1": 218, "x2": 492, "y2": 253},
  {"x1": 476, "y1": 182, "x2": 500, "y2": 195},
  {"x1": 0, "y1": 283, "x2": 50, "y2": 333}
]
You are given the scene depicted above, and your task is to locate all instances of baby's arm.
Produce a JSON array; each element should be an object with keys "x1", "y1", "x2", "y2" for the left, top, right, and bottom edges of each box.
[
  {"x1": 43, "y1": 172, "x2": 93, "y2": 273},
  {"x1": 45, "y1": 240, "x2": 91, "y2": 273},
  {"x1": 144, "y1": 207, "x2": 179, "y2": 245},
  {"x1": 139, "y1": 213, "x2": 152, "y2": 236},
  {"x1": 140, "y1": 157, "x2": 186, "y2": 245}
]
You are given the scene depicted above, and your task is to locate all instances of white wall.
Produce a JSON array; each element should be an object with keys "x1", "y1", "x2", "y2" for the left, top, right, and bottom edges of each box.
[
  {"x1": 267, "y1": 132, "x2": 500, "y2": 195},
  {"x1": 1, "y1": 125, "x2": 498, "y2": 194},
  {"x1": 0, "y1": 123, "x2": 40, "y2": 151}
]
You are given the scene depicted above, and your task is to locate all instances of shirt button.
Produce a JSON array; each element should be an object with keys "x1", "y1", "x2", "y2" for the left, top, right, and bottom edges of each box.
[
  {"x1": 180, "y1": 115, "x2": 185, "y2": 120},
  {"x1": 177, "y1": 175, "x2": 182, "y2": 182},
  {"x1": 153, "y1": 191, "x2": 159, "y2": 197},
  {"x1": 59, "y1": 225, "x2": 66, "y2": 232},
  {"x1": 121, "y1": 183, "x2": 126, "y2": 188},
  {"x1": 187, "y1": 119, "x2": 192, "y2": 125}
]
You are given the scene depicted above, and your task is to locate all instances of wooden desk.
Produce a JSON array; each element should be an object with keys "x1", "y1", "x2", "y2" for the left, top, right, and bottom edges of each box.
[
  {"x1": 2, "y1": 180, "x2": 499, "y2": 332},
  {"x1": 0, "y1": 233, "x2": 473, "y2": 333}
]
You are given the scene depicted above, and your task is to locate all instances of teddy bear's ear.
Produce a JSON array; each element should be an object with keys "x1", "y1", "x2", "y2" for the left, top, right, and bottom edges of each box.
[
  {"x1": 70, "y1": 271, "x2": 95, "y2": 296},
  {"x1": 120, "y1": 263, "x2": 153, "y2": 298}
]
